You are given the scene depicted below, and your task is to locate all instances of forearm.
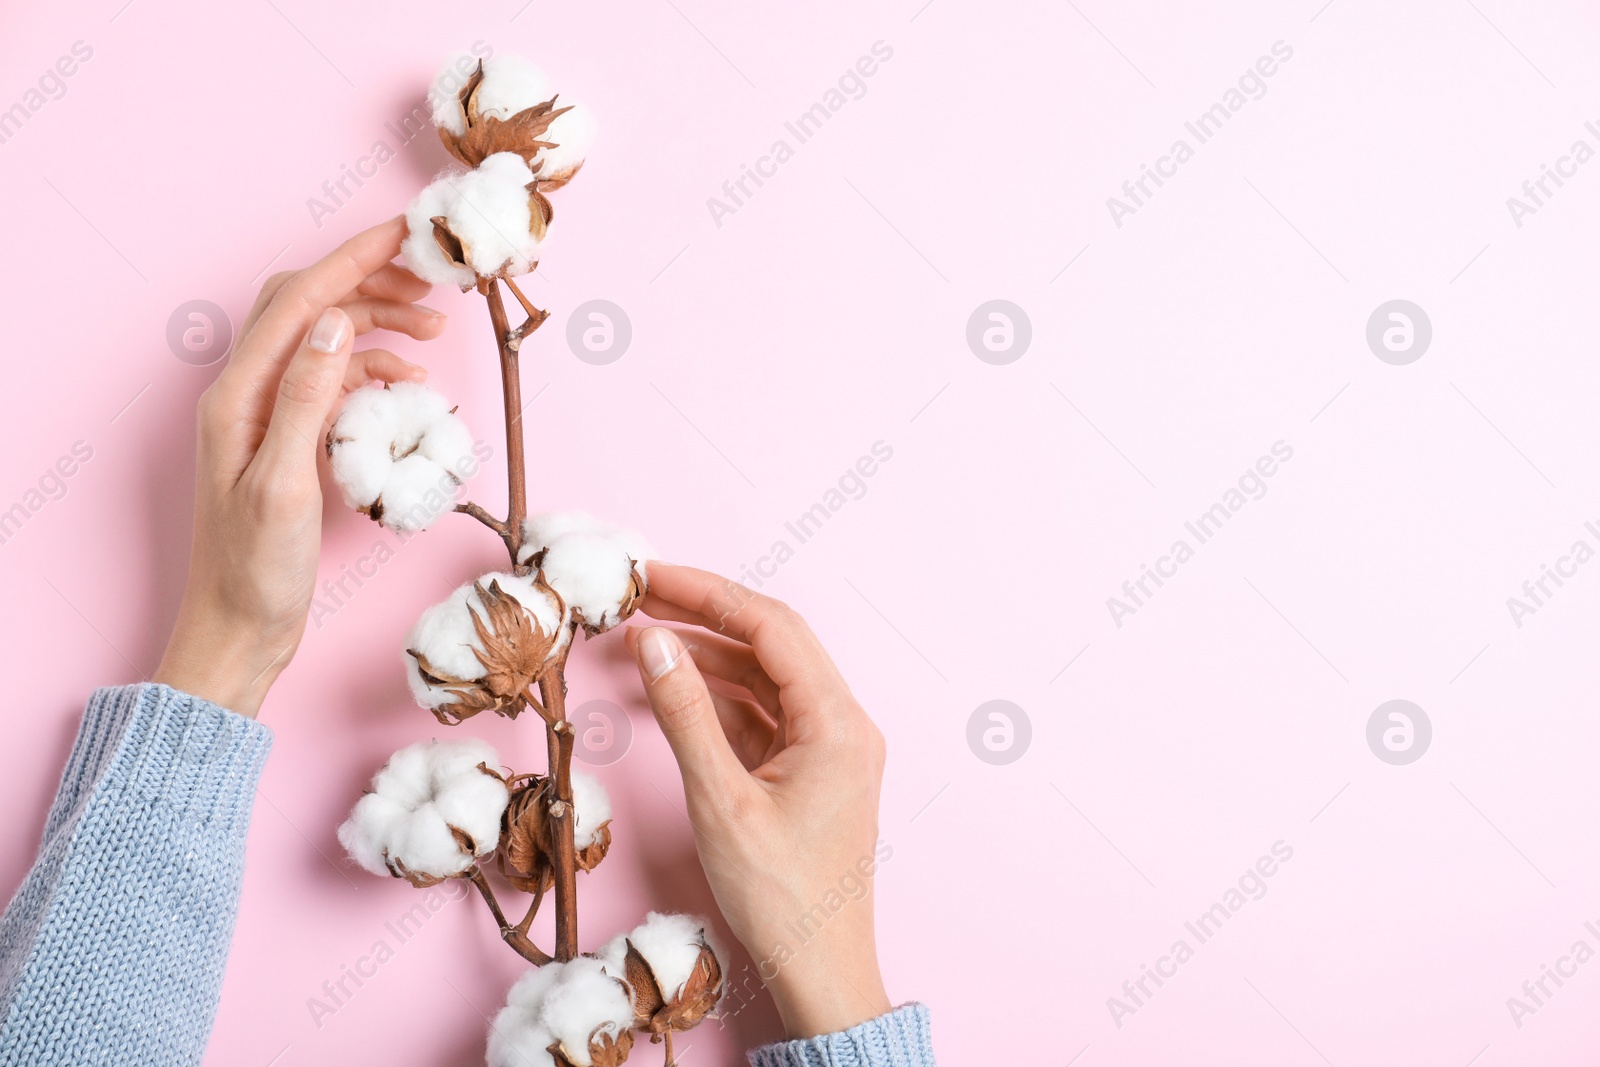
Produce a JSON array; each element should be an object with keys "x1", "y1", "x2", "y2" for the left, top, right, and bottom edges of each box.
[{"x1": 0, "y1": 683, "x2": 272, "y2": 1066}]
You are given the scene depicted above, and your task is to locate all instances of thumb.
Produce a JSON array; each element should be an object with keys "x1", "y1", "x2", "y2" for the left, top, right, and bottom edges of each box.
[
  {"x1": 256, "y1": 306, "x2": 354, "y2": 469},
  {"x1": 632, "y1": 626, "x2": 749, "y2": 804}
]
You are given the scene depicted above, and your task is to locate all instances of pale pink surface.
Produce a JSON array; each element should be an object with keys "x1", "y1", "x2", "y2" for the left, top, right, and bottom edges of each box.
[{"x1": 4, "y1": 1, "x2": 1600, "y2": 1064}]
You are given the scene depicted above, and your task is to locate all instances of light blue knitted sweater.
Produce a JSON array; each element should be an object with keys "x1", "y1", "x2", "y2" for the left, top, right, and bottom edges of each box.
[{"x1": 0, "y1": 684, "x2": 936, "y2": 1066}]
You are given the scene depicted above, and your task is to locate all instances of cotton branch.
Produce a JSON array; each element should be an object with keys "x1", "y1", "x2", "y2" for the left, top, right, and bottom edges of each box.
[
  {"x1": 478, "y1": 276, "x2": 530, "y2": 567},
  {"x1": 454, "y1": 501, "x2": 513, "y2": 549},
  {"x1": 336, "y1": 52, "x2": 734, "y2": 1067},
  {"x1": 503, "y1": 276, "x2": 549, "y2": 352},
  {"x1": 464, "y1": 865, "x2": 552, "y2": 965},
  {"x1": 477, "y1": 268, "x2": 577, "y2": 962},
  {"x1": 540, "y1": 655, "x2": 580, "y2": 961}
]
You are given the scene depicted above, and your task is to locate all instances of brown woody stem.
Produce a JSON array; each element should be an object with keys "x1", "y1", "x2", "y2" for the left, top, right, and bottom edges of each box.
[
  {"x1": 464, "y1": 865, "x2": 551, "y2": 965},
  {"x1": 664, "y1": 1030, "x2": 676, "y2": 1067},
  {"x1": 478, "y1": 277, "x2": 527, "y2": 566},
  {"x1": 503, "y1": 276, "x2": 549, "y2": 349},
  {"x1": 470, "y1": 269, "x2": 575, "y2": 965},
  {"x1": 513, "y1": 880, "x2": 546, "y2": 936},
  {"x1": 540, "y1": 657, "x2": 579, "y2": 961},
  {"x1": 454, "y1": 501, "x2": 511, "y2": 544},
  {"x1": 523, "y1": 685, "x2": 554, "y2": 725}
]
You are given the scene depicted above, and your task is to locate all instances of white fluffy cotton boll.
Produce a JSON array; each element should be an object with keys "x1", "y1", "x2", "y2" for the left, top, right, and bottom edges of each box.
[
  {"x1": 386, "y1": 379, "x2": 452, "y2": 441},
  {"x1": 517, "y1": 511, "x2": 653, "y2": 632},
  {"x1": 472, "y1": 54, "x2": 554, "y2": 123},
  {"x1": 499, "y1": 574, "x2": 570, "y2": 644},
  {"x1": 593, "y1": 934, "x2": 630, "y2": 985},
  {"x1": 376, "y1": 455, "x2": 454, "y2": 532},
  {"x1": 492, "y1": 959, "x2": 631, "y2": 1067},
  {"x1": 486, "y1": 1011, "x2": 556, "y2": 1067},
  {"x1": 431, "y1": 53, "x2": 551, "y2": 139},
  {"x1": 328, "y1": 382, "x2": 476, "y2": 532},
  {"x1": 448, "y1": 153, "x2": 542, "y2": 275},
  {"x1": 627, "y1": 912, "x2": 718, "y2": 1000},
  {"x1": 540, "y1": 537, "x2": 639, "y2": 634},
  {"x1": 331, "y1": 379, "x2": 404, "y2": 441},
  {"x1": 401, "y1": 153, "x2": 543, "y2": 288},
  {"x1": 534, "y1": 100, "x2": 597, "y2": 181},
  {"x1": 540, "y1": 958, "x2": 633, "y2": 1066},
  {"x1": 336, "y1": 739, "x2": 507, "y2": 884},
  {"x1": 504, "y1": 961, "x2": 565, "y2": 1013},
  {"x1": 570, "y1": 770, "x2": 612, "y2": 850},
  {"x1": 328, "y1": 437, "x2": 390, "y2": 511},
  {"x1": 418, "y1": 413, "x2": 474, "y2": 471},
  {"x1": 519, "y1": 511, "x2": 599, "y2": 558},
  {"x1": 430, "y1": 52, "x2": 480, "y2": 136},
  {"x1": 404, "y1": 572, "x2": 570, "y2": 710},
  {"x1": 401, "y1": 178, "x2": 475, "y2": 289},
  {"x1": 520, "y1": 511, "x2": 653, "y2": 573}
]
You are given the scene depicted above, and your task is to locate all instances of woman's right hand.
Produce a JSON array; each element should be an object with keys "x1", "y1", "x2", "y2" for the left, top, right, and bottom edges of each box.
[{"x1": 624, "y1": 563, "x2": 893, "y2": 1039}]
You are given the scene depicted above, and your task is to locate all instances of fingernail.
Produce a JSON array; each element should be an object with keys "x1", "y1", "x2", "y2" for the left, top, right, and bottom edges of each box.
[
  {"x1": 416, "y1": 304, "x2": 446, "y2": 319},
  {"x1": 639, "y1": 627, "x2": 682, "y2": 681},
  {"x1": 308, "y1": 308, "x2": 350, "y2": 354}
]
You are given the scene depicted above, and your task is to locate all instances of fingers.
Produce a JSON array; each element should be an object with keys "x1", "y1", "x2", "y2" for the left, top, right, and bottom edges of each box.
[
  {"x1": 640, "y1": 564, "x2": 848, "y2": 730},
  {"x1": 343, "y1": 349, "x2": 427, "y2": 393},
  {"x1": 669, "y1": 626, "x2": 783, "y2": 717},
  {"x1": 238, "y1": 270, "x2": 296, "y2": 337},
  {"x1": 239, "y1": 259, "x2": 432, "y2": 343},
  {"x1": 340, "y1": 297, "x2": 447, "y2": 340},
  {"x1": 633, "y1": 624, "x2": 784, "y2": 759},
  {"x1": 707, "y1": 690, "x2": 779, "y2": 771},
  {"x1": 356, "y1": 263, "x2": 433, "y2": 303},
  {"x1": 232, "y1": 217, "x2": 408, "y2": 375},
  {"x1": 253, "y1": 307, "x2": 354, "y2": 472},
  {"x1": 629, "y1": 626, "x2": 752, "y2": 802}
]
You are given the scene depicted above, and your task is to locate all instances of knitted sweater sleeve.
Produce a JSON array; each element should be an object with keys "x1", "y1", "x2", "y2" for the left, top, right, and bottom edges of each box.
[
  {"x1": 747, "y1": 1004, "x2": 936, "y2": 1067},
  {"x1": 0, "y1": 683, "x2": 272, "y2": 1066}
]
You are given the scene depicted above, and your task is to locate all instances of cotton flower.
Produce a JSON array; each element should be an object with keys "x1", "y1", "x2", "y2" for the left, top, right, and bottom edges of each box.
[
  {"x1": 529, "y1": 100, "x2": 595, "y2": 187},
  {"x1": 518, "y1": 511, "x2": 652, "y2": 635},
  {"x1": 433, "y1": 54, "x2": 552, "y2": 138},
  {"x1": 486, "y1": 1018, "x2": 557, "y2": 1067},
  {"x1": 326, "y1": 382, "x2": 476, "y2": 532},
  {"x1": 490, "y1": 958, "x2": 635, "y2": 1067},
  {"x1": 405, "y1": 572, "x2": 570, "y2": 724},
  {"x1": 337, "y1": 739, "x2": 508, "y2": 887},
  {"x1": 402, "y1": 152, "x2": 549, "y2": 289},
  {"x1": 428, "y1": 51, "x2": 497, "y2": 137},
  {"x1": 597, "y1": 913, "x2": 724, "y2": 1038},
  {"x1": 498, "y1": 769, "x2": 614, "y2": 893},
  {"x1": 570, "y1": 771, "x2": 613, "y2": 851},
  {"x1": 487, "y1": 962, "x2": 561, "y2": 1067},
  {"x1": 431, "y1": 54, "x2": 580, "y2": 175}
]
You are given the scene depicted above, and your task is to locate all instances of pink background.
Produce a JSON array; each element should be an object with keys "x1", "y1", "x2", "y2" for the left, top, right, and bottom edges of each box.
[{"x1": 5, "y1": 0, "x2": 1600, "y2": 1063}]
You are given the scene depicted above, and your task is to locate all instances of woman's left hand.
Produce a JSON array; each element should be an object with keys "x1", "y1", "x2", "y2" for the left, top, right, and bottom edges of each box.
[{"x1": 153, "y1": 217, "x2": 444, "y2": 717}]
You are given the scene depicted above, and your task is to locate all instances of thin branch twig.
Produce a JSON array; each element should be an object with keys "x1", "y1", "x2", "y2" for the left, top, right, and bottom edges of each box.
[
  {"x1": 464, "y1": 865, "x2": 552, "y2": 965},
  {"x1": 454, "y1": 501, "x2": 511, "y2": 538},
  {"x1": 503, "y1": 276, "x2": 550, "y2": 350},
  {"x1": 522, "y1": 685, "x2": 551, "y2": 724},
  {"x1": 514, "y1": 879, "x2": 547, "y2": 936}
]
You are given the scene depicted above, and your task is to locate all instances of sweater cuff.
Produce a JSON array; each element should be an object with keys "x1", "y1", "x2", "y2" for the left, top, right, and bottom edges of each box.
[
  {"x1": 51, "y1": 683, "x2": 273, "y2": 838},
  {"x1": 746, "y1": 1004, "x2": 935, "y2": 1067}
]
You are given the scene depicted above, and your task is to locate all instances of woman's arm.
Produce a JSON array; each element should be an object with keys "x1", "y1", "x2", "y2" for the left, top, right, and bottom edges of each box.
[
  {"x1": 624, "y1": 564, "x2": 937, "y2": 1065},
  {"x1": 0, "y1": 685, "x2": 271, "y2": 1065},
  {"x1": 0, "y1": 218, "x2": 443, "y2": 1065}
]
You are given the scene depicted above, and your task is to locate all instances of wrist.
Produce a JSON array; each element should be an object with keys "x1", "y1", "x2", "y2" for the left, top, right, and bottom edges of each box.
[
  {"x1": 153, "y1": 600, "x2": 293, "y2": 718},
  {"x1": 762, "y1": 944, "x2": 891, "y2": 1039}
]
